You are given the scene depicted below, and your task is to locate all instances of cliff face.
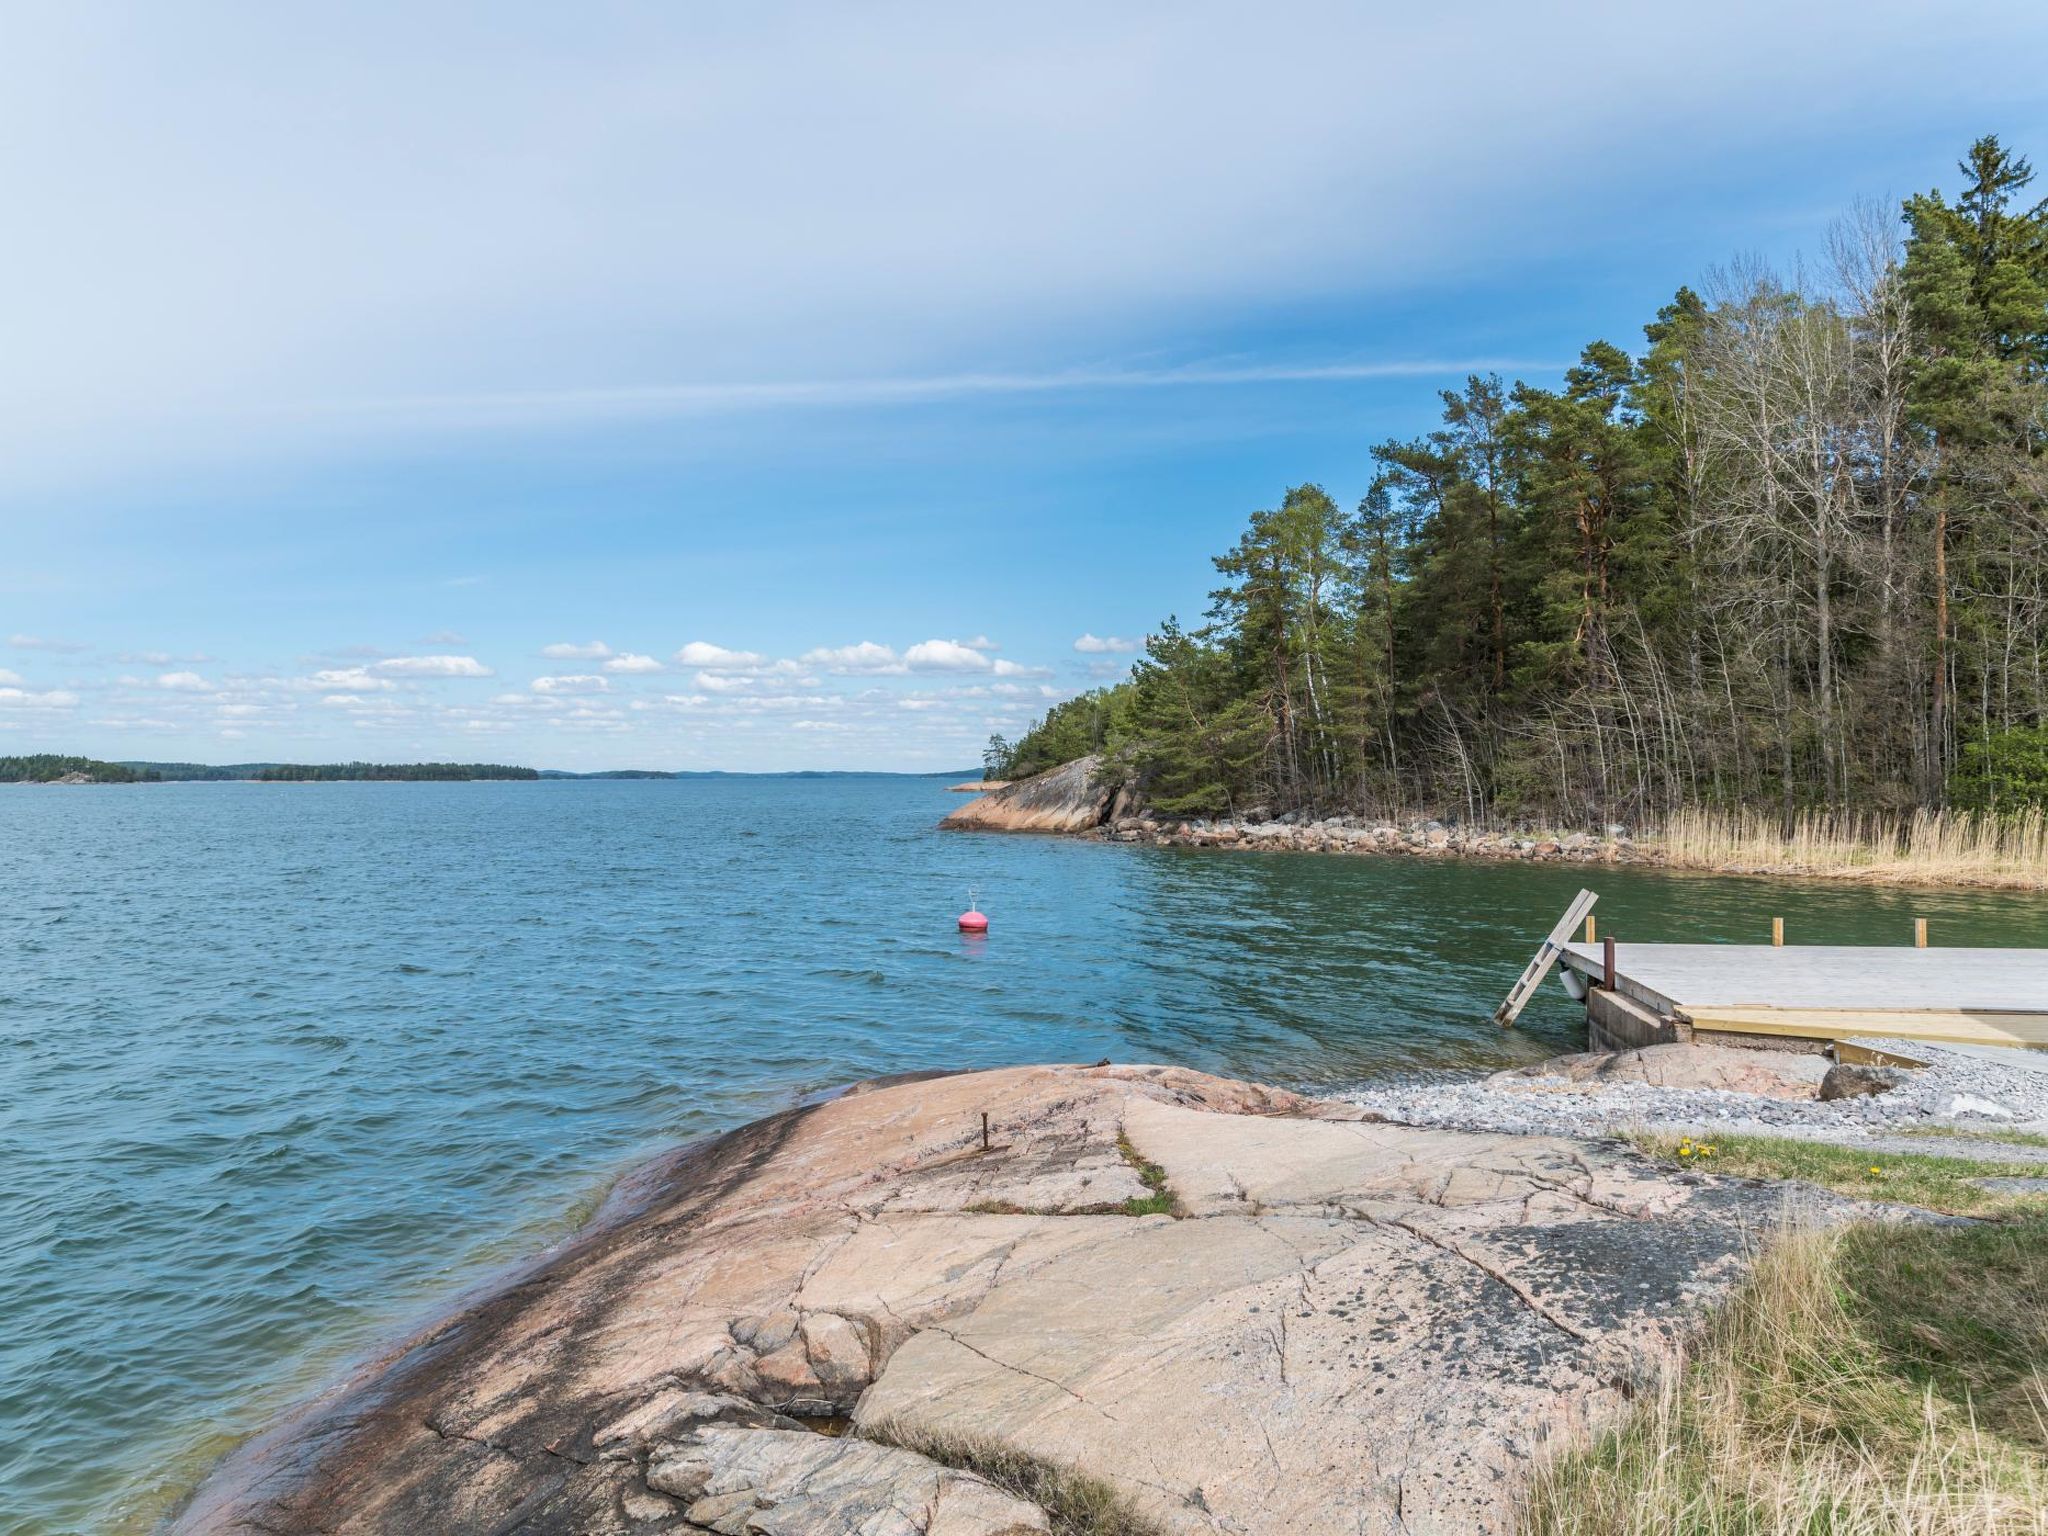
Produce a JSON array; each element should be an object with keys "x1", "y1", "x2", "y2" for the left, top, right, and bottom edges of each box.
[
  {"x1": 939, "y1": 755, "x2": 1119, "y2": 833},
  {"x1": 171, "y1": 1062, "x2": 1815, "y2": 1536}
]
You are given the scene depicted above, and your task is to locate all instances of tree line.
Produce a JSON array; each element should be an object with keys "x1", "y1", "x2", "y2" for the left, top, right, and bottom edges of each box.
[
  {"x1": 991, "y1": 137, "x2": 2048, "y2": 824},
  {"x1": 0, "y1": 755, "x2": 149, "y2": 783}
]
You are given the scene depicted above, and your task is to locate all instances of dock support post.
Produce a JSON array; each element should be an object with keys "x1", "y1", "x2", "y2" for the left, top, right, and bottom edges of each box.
[
  {"x1": 1772, "y1": 916, "x2": 1784, "y2": 947},
  {"x1": 1916, "y1": 917, "x2": 1928, "y2": 948},
  {"x1": 1602, "y1": 935, "x2": 1616, "y2": 990},
  {"x1": 1585, "y1": 914, "x2": 1596, "y2": 944}
]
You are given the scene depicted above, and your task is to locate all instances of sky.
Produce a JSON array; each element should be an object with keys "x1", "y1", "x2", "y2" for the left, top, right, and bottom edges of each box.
[{"x1": 3, "y1": 2, "x2": 2046, "y2": 771}]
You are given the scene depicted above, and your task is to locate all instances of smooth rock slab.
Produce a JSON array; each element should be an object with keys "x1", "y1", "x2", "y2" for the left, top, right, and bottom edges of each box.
[{"x1": 170, "y1": 1064, "x2": 1818, "y2": 1536}]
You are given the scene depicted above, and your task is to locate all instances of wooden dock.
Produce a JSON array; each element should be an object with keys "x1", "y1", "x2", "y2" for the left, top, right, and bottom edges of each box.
[{"x1": 1557, "y1": 941, "x2": 2048, "y2": 1050}]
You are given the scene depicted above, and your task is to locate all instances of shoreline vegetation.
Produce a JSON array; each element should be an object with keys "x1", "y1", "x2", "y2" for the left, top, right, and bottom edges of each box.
[
  {"x1": 985, "y1": 136, "x2": 2048, "y2": 895},
  {"x1": 1113, "y1": 802, "x2": 2048, "y2": 889}
]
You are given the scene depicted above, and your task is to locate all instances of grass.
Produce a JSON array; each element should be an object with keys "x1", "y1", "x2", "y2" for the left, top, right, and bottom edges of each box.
[
  {"x1": 1113, "y1": 1131, "x2": 1180, "y2": 1217},
  {"x1": 1903, "y1": 1127, "x2": 2048, "y2": 1153},
  {"x1": 1633, "y1": 1133, "x2": 2048, "y2": 1219},
  {"x1": 1522, "y1": 1217, "x2": 2048, "y2": 1535},
  {"x1": 960, "y1": 1133, "x2": 1182, "y2": 1219},
  {"x1": 864, "y1": 1423, "x2": 1167, "y2": 1536},
  {"x1": 1653, "y1": 804, "x2": 2048, "y2": 889}
]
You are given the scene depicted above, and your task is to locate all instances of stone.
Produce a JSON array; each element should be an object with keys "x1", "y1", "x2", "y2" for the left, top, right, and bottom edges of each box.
[
  {"x1": 174, "y1": 1064, "x2": 1829, "y2": 1536},
  {"x1": 1493, "y1": 1044, "x2": 1827, "y2": 1100},
  {"x1": 940, "y1": 757, "x2": 1119, "y2": 834},
  {"x1": 1936, "y1": 1091, "x2": 2016, "y2": 1120},
  {"x1": 1818, "y1": 1063, "x2": 1910, "y2": 1101},
  {"x1": 647, "y1": 1426, "x2": 1050, "y2": 1535}
]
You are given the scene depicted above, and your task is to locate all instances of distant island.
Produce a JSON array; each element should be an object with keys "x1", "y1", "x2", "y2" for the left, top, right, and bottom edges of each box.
[
  {"x1": 5, "y1": 756, "x2": 979, "y2": 784},
  {"x1": 0, "y1": 754, "x2": 153, "y2": 784},
  {"x1": 3, "y1": 756, "x2": 538, "y2": 783}
]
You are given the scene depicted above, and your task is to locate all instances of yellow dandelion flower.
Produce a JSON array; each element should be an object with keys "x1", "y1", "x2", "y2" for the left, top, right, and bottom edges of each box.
[{"x1": 1869, "y1": 1166, "x2": 1882, "y2": 1175}]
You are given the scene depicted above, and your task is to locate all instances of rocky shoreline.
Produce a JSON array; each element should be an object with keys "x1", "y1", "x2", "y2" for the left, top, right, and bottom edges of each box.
[
  {"x1": 1098, "y1": 811, "x2": 1647, "y2": 866},
  {"x1": 942, "y1": 756, "x2": 1648, "y2": 868},
  {"x1": 166, "y1": 1062, "x2": 1841, "y2": 1536}
]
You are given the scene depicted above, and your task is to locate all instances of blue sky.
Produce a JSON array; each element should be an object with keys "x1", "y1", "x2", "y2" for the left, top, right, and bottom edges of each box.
[{"x1": 4, "y1": 2, "x2": 2045, "y2": 770}]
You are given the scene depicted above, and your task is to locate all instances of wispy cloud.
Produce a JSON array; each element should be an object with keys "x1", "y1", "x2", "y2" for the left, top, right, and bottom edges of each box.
[
  {"x1": 8, "y1": 634, "x2": 89, "y2": 653},
  {"x1": 541, "y1": 640, "x2": 611, "y2": 660},
  {"x1": 1073, "y1": 633, "x2": 1142, "y2": 654},
  {"x1": 317, "y1": 357, "x2": 1562, "y2": 429}
]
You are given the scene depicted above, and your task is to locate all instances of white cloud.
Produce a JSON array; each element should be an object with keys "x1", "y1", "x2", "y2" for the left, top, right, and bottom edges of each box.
[
  {"x1": 962, "y1": 635, "x2": 998, "y2": 651},
  {"x1": 309, "y1": 667, "x2": 396, "y2": 691},
  {"x1": 1073, "y1": 633, "x2": 1141, "y2": 654},
  {"x1": 370, "y1": 655, "x2": 494, "y2": 678},
  {"x1": 0, "y1": 668, "x2": 21, "y2": 685},
  {"x1": 694, "y1": 671, "x2": 755, "y2": 693},
  {"x1": 8, "y1": 634, "x2": 88, "y2": 653},
  {"x1": 420, "y1": 629, "x2": 469, "y2": 645},
  {"x1": 803, "y1": 641, "x2": 904, "y2": 675},
  {"x1": 991, "y1": 658, "x2": 1052, "y2": 678},
  {"x1": 674, "y1": 641, "x2": 767, "y2": 669},
  {"x1": 0, "y1": 686, "x2": 77, "y2": 709},
  {"x1": 603, "y1": 652, "x2": 664, "y2": 673},
  {"x1": 158, "y1": 670, "x2": 212, "y2": 691},
  {"x1": 541, "y1": 640, "x2": 612, "y2": 660},
  {"x1": 531, "y1": 673, "x2": 609, "y2": 695},
  {"x1": 904, "y1": 638, "x2": 993, "y2": 673}
]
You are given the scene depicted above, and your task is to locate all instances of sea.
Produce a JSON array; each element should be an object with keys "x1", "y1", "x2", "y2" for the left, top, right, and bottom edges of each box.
[{"x1": 5, "y1": 775, "x2": 2046, "y2": 1533}]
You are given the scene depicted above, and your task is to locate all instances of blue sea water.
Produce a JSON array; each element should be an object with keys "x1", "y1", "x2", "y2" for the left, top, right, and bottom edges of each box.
[{"x1": 5, "y1": 775, "x2": 2047, "y2": 1534}]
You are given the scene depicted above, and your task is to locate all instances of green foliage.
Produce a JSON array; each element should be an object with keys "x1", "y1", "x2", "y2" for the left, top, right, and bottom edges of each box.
[
  {"x1": 998, "y1": 136, "x2": 2048, "y2": 826},
  {"x1": 0, "y1": 754, "x2": 150, "y2": 783},
  {"x1": 1949, "y1": 724, "x2": 2048, "y2": 810},
  {"x1": 251, "y1": 762, "x2": 539, "y2": 781}
]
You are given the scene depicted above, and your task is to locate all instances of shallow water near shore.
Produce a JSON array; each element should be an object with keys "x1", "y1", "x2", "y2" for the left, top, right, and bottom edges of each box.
[{"x1": 6, "y1": 776, "x2": 2048, "y2": 1534}]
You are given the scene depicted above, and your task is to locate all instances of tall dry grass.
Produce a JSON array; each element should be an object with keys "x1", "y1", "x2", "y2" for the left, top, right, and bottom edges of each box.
[
  {"x1": 1522, "y1": 1218, "x2": 2048, "y2": 1536},
  {"x1": 1653, "y1": 805, "x2": 2048, "y2": 889}
]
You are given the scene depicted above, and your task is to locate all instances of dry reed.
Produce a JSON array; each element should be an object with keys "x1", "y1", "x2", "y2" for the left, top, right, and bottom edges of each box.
[
  {"x1": 1522, "y1": 1218, "x2": 2048, "y2": 1535},
  {"x1": 1652, "y1": 805, "x2": 2048, "y2": 889}
]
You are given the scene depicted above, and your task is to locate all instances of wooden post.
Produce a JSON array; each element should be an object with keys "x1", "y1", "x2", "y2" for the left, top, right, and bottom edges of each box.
[
  {"x1": 1915, "y1": 917, "x2": 1928, "y2": 948},
  {"x1": 1772, "y1": 917, "x2": 1784, "y2": 947},
  {"x1": 1602, "y1": 935, "x2": 1616, "y2": 990},
  {"x1": 1584, "y1": 914, "x2": 1596, "y2": 944},
  {"x1": 981, "y1": 1112, "x2": 990, "y2": 1151}
]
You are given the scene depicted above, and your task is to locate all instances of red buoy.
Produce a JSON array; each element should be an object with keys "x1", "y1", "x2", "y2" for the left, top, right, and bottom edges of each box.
[{"x1": 958, "y1": 909, "x2": 988, "y2": 933}]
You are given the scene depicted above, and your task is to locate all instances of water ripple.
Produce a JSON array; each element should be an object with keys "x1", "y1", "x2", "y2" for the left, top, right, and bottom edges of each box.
[{"x1": 5, "y1": 777, "x2": 2047, "y2": 1533}]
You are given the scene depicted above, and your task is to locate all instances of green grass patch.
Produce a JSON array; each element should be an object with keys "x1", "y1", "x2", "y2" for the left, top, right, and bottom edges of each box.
[
  {"x1": 1113, "y1": 1131, "x2": 1180, "y2": 1217},
  {"x1": 1522, "y1": 1218, "x2": 2048, "y2": 1535},
  {"x1": 1633, "y1": 1131, "x2": 2048, "y2": 1218},
  {"x1": 959, "y1": 1136, "x2": 1181, "y2": 1219},
  {"x1": 863, "y1": 1424, "x2": 1166, "y2": 1536},
  {"x1": 1901, "y1": 1125, "x2": 2048, "y2": 1152}
]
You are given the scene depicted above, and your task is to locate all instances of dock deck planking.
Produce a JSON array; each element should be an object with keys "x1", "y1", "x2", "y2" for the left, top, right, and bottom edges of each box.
[{"x1": 1557, "y1": 941, "x2": 2048, "y2": 1049}]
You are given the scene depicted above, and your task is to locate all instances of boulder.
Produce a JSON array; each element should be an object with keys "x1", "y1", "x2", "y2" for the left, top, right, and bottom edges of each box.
[
  {"x1": 940, "y1": 757, "x2": 1119, "y2": 834},
  {"x1": 1818, "y1": 1063, "x2": 1912, "y2": 1101},
  {"x1": 647, "y1": 1425, "x2": 1050, "y2": 1535}
]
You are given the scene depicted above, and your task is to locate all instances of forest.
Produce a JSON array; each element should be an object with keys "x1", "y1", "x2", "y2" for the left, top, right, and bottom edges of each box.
[
  {"x1": 992, "y1": 137, "x2": 2048, "y2": 826},
  {"x1": 0, "y1": 755, "x2": 149, "y2": 783}
]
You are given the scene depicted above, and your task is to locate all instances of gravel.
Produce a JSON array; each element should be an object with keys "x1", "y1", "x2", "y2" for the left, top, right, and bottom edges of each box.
[{"x1": 1335, "y1": 1037, "x2": 2048, "y2": 1148}]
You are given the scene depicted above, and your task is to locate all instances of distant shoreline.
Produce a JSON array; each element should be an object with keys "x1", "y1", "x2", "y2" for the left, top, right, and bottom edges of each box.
[{"x1": 2, "y1": 754, "x2": 980, "y2": 786}]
